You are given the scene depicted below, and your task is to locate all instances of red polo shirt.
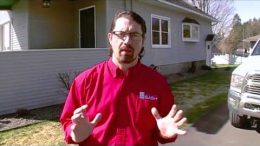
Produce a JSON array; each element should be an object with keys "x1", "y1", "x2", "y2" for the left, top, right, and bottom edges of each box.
[{"x1": 60, "y1": 58, "x2": 176, "y2": 146}]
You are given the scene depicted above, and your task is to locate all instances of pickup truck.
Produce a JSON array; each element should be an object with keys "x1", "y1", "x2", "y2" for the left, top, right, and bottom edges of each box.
[{"x1": 228, "y1": 39, "x2": 260, "y2": 129}]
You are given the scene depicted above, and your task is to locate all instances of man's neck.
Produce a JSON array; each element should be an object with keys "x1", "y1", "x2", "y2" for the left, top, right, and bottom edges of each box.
[{"x1": 112, "y1": 57, "x2": 138, "y2": 72}]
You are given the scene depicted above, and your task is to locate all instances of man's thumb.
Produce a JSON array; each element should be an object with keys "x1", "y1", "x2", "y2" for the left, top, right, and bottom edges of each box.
[
  {"x1": 91, "y1": 113, "x2": 102, "y2": 125},
  {"x1": 151, "y1": 107, "x2": 161, "y2": 120}
]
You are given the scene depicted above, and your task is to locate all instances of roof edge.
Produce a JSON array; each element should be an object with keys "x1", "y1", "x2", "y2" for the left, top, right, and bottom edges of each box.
[
  {"x1": 0, "y1": 7, "x2": 12, "y2": 10},
  {"x1": 157, "y1": 0, "x2": 218, "y2": 22}
]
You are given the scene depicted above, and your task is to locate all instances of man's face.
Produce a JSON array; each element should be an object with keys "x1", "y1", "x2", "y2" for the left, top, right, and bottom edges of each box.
[{"x1": 108, "y1": 17, "x2": 144, "y2": 64}]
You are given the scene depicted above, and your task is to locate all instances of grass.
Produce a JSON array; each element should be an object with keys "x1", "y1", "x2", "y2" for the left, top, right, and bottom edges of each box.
[
  {"x1": 171, "y1": 67, "x2": 233, "y2": 112},
  {"x1": 185, "y1": 92, "x2": 227, "y2": 123},
  {"x1": 0, "y1": 66, "x2": 235, "y2": 145},
  {"x1": 211, "y1": 64, "x2": 239, "y2": 69},
  {"x1": 0, "y1": 121, "x2": 65, "y2": 146}
]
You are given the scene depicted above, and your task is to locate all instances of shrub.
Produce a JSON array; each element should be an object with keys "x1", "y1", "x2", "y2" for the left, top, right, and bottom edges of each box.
[{"x1": 57, "y1": 71, "x2": 80, "y2": 95}]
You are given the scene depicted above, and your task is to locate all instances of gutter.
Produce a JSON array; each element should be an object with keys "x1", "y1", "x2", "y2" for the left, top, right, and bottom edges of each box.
[{"x1": 157, "y1": 0, "x2": 218, "y2": 22}]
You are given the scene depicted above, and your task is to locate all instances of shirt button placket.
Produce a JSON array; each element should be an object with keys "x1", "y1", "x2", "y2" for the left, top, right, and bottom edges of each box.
[{"x1": 115, "y1": 128, "x2": 126, "y2": 145}]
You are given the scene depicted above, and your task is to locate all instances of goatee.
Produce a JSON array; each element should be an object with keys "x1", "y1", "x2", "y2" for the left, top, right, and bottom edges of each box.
[{"x1": 118, "y1": 45, "x2": 136, "y2": 64}]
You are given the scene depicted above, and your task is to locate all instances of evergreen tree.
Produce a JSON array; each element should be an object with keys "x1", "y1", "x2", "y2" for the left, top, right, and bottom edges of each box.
[{"x1": 226, "y1": 14, "x2": 243, "y2": 53}]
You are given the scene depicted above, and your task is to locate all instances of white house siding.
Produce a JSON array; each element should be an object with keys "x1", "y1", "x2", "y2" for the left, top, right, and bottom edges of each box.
[
  {"x1": 0, "y1": 48, "x2": 108, "y2": 115},
  {"x1": 106, "y1": 0, "x2": 126, "y2": 34},
  {"x1": 11, "y1": 0, "x2": 29, "y2": 51}
]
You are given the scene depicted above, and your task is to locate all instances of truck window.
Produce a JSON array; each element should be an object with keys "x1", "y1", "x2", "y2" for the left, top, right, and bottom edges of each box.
[{"x1": 252, "y1": 41, "x2": 260, "y2": 55}]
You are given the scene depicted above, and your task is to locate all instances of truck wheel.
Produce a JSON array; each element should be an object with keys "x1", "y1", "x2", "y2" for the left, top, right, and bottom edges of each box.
[
  {"x1": 229, "y1": 112, "x2": 250, "y2": 128},
  {"x1": 256, "y1": 121, "x2": 260, "y2": 133}
]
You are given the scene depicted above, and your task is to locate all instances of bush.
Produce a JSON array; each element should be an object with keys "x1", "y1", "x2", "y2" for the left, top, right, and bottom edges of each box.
[{"x1": 57, "y1": 71, "x2": 80, "y2": 94}]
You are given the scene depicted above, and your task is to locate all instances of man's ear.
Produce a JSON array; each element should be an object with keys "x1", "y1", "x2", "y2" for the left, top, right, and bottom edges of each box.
[{"x1": 108, "y1": 33, "x2": 112, "y2": 44}]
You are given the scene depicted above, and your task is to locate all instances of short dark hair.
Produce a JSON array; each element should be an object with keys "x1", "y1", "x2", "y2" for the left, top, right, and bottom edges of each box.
[{"x1": 109, "y1": 10, "x2": 146, "y2": 60}]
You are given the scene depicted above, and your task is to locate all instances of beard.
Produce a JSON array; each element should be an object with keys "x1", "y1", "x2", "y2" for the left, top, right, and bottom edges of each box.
[
  {"x1": 117, "y1": 45, "x2": 139, "y2": 64},
  {"x1": 118, "y1": 54, "x2": 137, "y2": 64}
]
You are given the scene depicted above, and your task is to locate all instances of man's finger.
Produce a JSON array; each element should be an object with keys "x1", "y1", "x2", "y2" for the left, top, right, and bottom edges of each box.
[
  {"x1": 90, "y1": 113, "x2": 102, "y2": 125},
  {"x1": 175, "y1": 128, "x2": 187, "y2": 135},
  {"x1": 151, "y1": 107, "x2": 161, "y2": 120},
  {"x1": 73, "y1": 105, "x2": 88, "y2": 115},
  {"x1": 173, "y1": 110, "x2": 184, "y2": 122},
  {"x1": 71, "y1": 113, "x2": 82, "y2": 124},
  {"x1": 176, "y1": 117, "x2": 187, "y2": 127},
  {"x1": 167, "y1": 104, "x2": 177, "y2": 118},
  {"x1": 70, "y1": 123, "x2": 76, "y2": 130}
]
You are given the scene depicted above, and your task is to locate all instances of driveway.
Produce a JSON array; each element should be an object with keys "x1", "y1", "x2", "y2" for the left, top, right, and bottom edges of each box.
[{"x1": 161, "y1": 102, "x2": 260, "y2": 146}]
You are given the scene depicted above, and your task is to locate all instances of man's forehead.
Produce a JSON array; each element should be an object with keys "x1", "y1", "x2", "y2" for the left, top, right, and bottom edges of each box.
[{"x1": 114, "y1": 17, "x2": 142, "y2": 32}]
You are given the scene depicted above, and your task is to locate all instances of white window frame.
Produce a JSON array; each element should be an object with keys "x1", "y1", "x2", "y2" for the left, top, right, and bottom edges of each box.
[
  {"x1": 151, "y1": 14, "x2": 171, "y2": 48},
  {"x1": 0, "y1": 21, "x2": 11, "y2": 51},
  {"x1": 182, "y1": 23, "x2": 200, "y2": 42}
]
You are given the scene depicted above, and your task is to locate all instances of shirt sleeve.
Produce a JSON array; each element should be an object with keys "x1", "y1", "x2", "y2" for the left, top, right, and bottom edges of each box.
[
  {"x1": 59, "y1": 76, "x2": 85, "y2": 144},
  {"x1": 156, "y1": 78, "x2": 177, "y2": 144}
]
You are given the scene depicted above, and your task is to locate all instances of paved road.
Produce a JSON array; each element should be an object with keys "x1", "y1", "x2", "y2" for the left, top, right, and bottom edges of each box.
[{"x1": 161, "y1": 102, "x2": 260, "y2": 146}]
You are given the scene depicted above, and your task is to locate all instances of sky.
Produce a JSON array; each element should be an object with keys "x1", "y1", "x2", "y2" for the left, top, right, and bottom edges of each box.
[{"x1": 234, "y1": 0, "x2": 260, "y2": 23}]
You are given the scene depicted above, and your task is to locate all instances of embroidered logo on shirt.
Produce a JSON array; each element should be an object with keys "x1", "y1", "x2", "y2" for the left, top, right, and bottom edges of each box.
[{"x1": 139, "y1": 92, "x2": 158, "y2": 101}]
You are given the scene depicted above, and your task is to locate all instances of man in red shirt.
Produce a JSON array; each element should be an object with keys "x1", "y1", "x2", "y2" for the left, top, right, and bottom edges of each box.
[{"x1": 60, "y1": 10, "x2": 187, "y2": 146}]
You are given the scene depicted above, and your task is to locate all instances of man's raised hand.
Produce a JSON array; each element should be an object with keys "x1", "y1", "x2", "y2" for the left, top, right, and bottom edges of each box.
[
  {"x1": 71, "y1": 105, "x2": 102, "y2": 142},
  {"x1": 151, "y1": 104, "x2": 187, "y2": 139}
]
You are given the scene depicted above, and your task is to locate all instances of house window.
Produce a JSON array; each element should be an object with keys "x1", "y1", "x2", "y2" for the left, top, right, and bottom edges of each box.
[
  {"x1": 1, "y1": 22, "x2": 11, "y2": 51},
  {"x1": 151, "y1": 14, "x2": 170, "y2": 48},
  {"x1": 182, "y1": 17, "x2": 200, "y2": 42},
  {"x1": 182, "y1": 23, "x2": 200, "y2": 42}
]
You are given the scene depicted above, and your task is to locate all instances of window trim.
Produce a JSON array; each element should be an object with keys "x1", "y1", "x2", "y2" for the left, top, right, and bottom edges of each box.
[
  {"x1": 151, "y1": 14, "x2": 171, "y2": 48},
  {"x1": 182, "y1": 23, "x2": 200, "y2": 42},
  {"x1": 0, "y1": 21, "x2": 11, "y2": 52}
]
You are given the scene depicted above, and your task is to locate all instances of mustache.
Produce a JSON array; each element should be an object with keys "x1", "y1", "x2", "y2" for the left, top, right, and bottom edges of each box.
[{"x1": 120, "y1": 44, "x2": 134, "y2": 52}]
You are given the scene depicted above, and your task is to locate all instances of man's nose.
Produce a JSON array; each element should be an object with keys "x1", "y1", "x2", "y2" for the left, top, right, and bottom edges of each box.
[{"x1": 123, "y1": 35, "x2": 131, "y2": 44}]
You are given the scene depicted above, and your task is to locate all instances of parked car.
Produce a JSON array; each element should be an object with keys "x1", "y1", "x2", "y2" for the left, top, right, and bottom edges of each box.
[{"x1": 228, "y1": 39, "x2": 260, "y2": 129}]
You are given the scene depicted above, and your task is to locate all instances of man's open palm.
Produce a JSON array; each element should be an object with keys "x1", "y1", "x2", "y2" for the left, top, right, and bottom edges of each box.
[{"x1": 151, "y1": 104, "x2": 187, "y2": 139}]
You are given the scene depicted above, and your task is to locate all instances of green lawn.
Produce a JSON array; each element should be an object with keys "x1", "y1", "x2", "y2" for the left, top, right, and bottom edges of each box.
[{"x1": 171, "y1": 67, "x2": 234, "y2": 123}]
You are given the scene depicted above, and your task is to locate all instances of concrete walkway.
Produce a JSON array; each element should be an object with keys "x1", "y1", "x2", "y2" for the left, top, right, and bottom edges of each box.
[{"x1": 160, "y1": 102, "x2": 260, "y2": 146}]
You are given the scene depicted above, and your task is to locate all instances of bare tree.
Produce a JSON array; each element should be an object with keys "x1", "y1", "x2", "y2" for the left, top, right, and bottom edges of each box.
[
  {"x1": 189, "y1": 0, "x2": 235, "y2": 53},
  {"x1": 191, "y1": 0, "x2": 234, "y2": 37},
  {"x1": 191, "y1": 0, "x2": 210, "y2": 13}
]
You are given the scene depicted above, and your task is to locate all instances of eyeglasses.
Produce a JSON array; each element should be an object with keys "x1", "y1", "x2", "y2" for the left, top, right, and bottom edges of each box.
[{"x1": 112, "y1": 31, "x2": 143, "y2": 41}]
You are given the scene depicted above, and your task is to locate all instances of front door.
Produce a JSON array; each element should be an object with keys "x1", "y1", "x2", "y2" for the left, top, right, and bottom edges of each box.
[{"x1": 79, "y1": 6, "x2": 95, "y2": 48}]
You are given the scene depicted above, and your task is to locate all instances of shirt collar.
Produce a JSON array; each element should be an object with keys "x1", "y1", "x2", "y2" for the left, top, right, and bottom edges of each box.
[{"x1": 108, "y1": 58, "x2": 140, "y2": 78}]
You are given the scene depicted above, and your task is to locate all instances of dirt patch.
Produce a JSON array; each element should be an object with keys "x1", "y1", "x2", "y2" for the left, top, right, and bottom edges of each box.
[
  {"x1": 0, "y1": 104, "x2": 63, "y2": 132},
  {"x1": 165, "y1": 70, "x2": 209, "y2": 83}
]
